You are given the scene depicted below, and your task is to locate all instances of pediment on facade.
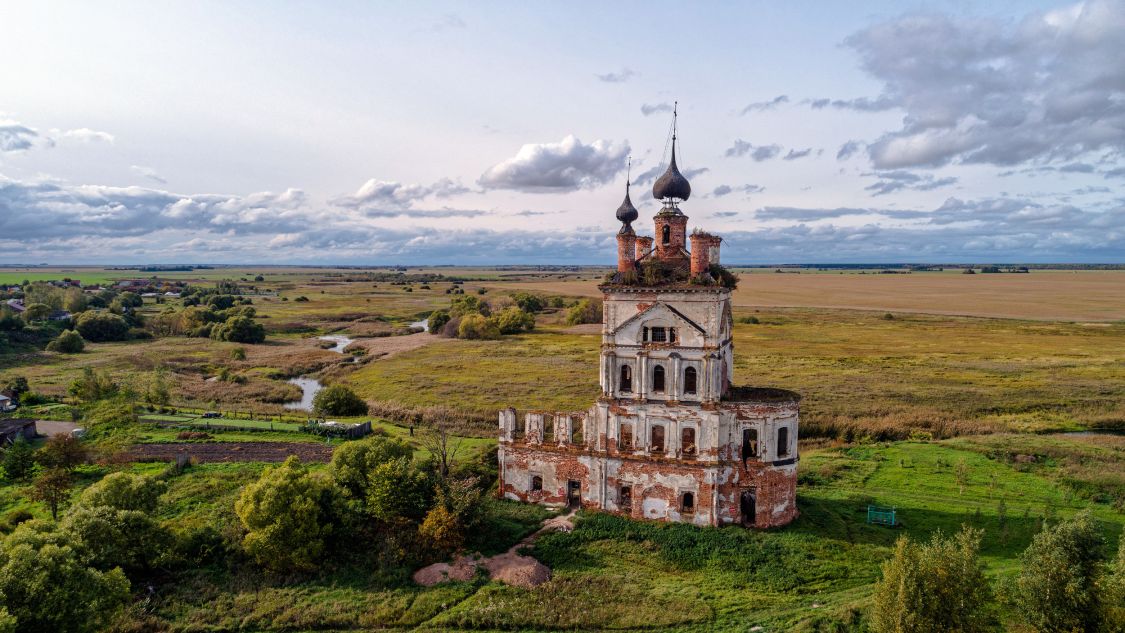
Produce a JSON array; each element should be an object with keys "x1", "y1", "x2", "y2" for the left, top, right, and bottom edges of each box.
[{"x1": 611, "y1": 302, "x2": 706, "y2": 337}]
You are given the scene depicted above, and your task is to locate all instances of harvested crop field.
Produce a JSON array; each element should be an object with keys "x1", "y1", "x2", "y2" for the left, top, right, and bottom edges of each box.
[
  {"x1": 488, "y1": 269, "x2": 1125, "y2": 321},
  {"x1": 128, "y1": 441, "x2": 334, "y2": 463}
]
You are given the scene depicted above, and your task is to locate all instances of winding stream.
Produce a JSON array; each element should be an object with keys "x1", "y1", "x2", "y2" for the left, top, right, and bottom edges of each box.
[{"x1": 282, "y1": 335, "x2": 355, "y2": 411}]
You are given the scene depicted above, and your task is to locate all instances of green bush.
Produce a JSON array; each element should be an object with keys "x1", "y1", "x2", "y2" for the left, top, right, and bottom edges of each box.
[
  {"x1": 427, "y1": 310, "x2": 451, "y2": 333},
  {"x1": 312, "y1": 384, "x2": 368, "y2": 416},
  {"x1": 366, "y1": 457, "x2": 434, "y2": 522},
  {"x1": 67, "y1": 368, "x2": 118, "y2": 402},
  {"x1": 1, "y1": 438, "x2": 36, "y2": 483},
  {"x1": 74, "y1": 312, "x2": 129, "y2": 342},
  {"x1": 870, "y1": 527, "x2": 990, "y2": 633},
  {"x1": 457, "y1": 313, "x2": 501, "y2": 340},
  {"x1": 235, "y1": 457, "x2": 337, "y2": 572},
  {"x1": 565, "y1": 299, "x2": 602, "y2": 325},
  {"x1": 209, "y1": 315, "x2": 265, "y2": 344},
  {"x1": 46, "y1": 330, "x2": 84, "y2": 353},
  {"x1": 330, "y1": 436, "x2": 414, "y2": 500},
  {"x1": 1013, "y1": 510, "x2": 1106, "y2": 633},
  {"x1": 0, "y1": 521, "x2": 130, "y2": 633},
  {"x1": 490, "y1": 306, "x2": 535, "y2": 334}
]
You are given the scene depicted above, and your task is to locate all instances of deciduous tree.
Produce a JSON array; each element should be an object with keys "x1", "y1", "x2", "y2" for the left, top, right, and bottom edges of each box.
[
  {"x1": 235, "y1": 457, "x2": 336, "y2": 572},
  {"x1": 28, "y1": 469, "x2": 72, "y2": 520},
  {"x1": 312, "y1": 384, "x2": 368, "y2": 417},
  {"x1": 1014, "y1": 510, "x2": 1106, "y2": 633},
  {"x1": 870, "y1": 527, "x2": 991, "y2": 633},
  {"x1": 330, "y1": 436, "x2": 414, "y2": 500}
]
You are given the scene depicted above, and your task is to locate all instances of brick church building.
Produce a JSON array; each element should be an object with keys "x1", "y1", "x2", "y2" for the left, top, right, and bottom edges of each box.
[{"x1": 498, "y1": 113, "x2": 800, "y2": 528}]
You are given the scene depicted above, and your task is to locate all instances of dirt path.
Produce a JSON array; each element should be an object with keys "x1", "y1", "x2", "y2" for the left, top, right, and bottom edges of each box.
[
  {"x1": 128, "y1": 441, "x2": 334, "y2": 463},
  {"x1": 413, "y1": 509, "x2": 575, "y2": 589}
]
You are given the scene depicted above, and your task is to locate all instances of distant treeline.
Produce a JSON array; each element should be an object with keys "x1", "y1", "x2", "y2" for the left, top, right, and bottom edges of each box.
[{"x1": 729, "y1": 263, "x2": 1125, "y2": 270}]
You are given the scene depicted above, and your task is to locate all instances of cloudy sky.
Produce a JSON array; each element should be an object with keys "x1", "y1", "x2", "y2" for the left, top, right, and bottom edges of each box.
[{"x1": 1, "y1": 0, "x2": 1123, "y2": 264}]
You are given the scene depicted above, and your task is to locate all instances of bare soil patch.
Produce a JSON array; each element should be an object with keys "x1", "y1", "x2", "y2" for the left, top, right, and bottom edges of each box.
[
  {"x1": 128, "y1": 441, "x2": 333, "y2": 463},
  {"x1": 413, "y1": 511, "x2": 572, "y2": 589}
]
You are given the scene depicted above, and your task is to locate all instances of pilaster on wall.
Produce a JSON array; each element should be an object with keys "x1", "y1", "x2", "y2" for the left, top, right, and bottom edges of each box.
[
  {"x1": 499, "y1": 407, "x2": 517, "y2": 442},
  {"x1": 525, "y1": 413, "x2": 546, "y2": 444}
]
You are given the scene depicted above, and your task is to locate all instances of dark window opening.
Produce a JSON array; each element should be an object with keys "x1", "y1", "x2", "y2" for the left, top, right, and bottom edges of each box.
[
  {"x1": 651, "y1": 327, "x2": 667, "y2": 342},
  {"x1": 662, "y1": 224, "x2": 671, "y2": 244},
  {"x1": 567, "y1": 480, "x2": 581, "y2": 508},
  {"x1": 653, "y1": 365, "x2": 666, "y2": 392},
  {"x1": 619, "y1": 485, "x2": 632, "y2": 510},
  {"x1": 669, "y1": 328, "x2": 676, "y2": 343},
  {"x1": 684, "y1": 367, "x2": 698, "y2": 394},
  {"x1": 681, "y1": 427, "x2": 696, "y2": 456},
  {"x1": 742, "y1": 428, "x2": 758, "y2": 461},
  {"x1": 681, "y1": 492, "x2": 695, "y2": 513},
  {"x1": 619, "y1": 365, "x2": 632, "y2": 392},
  {"x1": 651, "y1": 425, "x2": 665, "y2": 453},
  {"x1": 619, "y1": 424, "x2": 633, "y2": 449},
  {"x1": 778, "y1": 427, "x2": 790, "y2": 457},
  {"x1": 530, "y1": 475, "x2": 543, "y2": 492},
  {"x1": 642, "y1": 326, "x2": 649, "y2": 342}
]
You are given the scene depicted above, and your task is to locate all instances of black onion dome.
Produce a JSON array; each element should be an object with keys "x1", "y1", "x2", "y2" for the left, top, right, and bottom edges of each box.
[
  {"x1": 616, "y1": 183, "x2": 639, "y2": 226},
  {"x1": 652, "y1": 148, "x2": 691, "y2": 202}
]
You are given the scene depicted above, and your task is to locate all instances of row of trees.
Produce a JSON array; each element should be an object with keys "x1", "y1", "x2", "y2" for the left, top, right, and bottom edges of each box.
[{"x1": 871, "y1": 514, "x2": 1125, "y2": 632}]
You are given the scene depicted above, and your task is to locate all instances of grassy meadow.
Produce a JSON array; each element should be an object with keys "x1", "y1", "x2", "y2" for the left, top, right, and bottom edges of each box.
[{"x1": 1, "y1": 265, "x2": 1123, "y2": 631}]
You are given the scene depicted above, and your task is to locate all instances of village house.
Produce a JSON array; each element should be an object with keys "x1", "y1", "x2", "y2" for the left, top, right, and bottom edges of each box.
[{"x1": 498, "y1": 114, "x2": 800, "y2": 528}]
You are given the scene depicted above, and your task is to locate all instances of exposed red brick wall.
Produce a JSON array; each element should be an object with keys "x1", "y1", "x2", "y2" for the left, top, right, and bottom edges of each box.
[
  {"x1": 635, "y1": 236, "x2": 653, "y2": 260},
  {"x1": 689, "y1": 233, "x2": 711, "y2": 275},
  {"x1": 654, "y1": 214, "x2": 688, "y2": 259},
  {"x1": 617, "y1": 232, "x2": 636, "y2": 272}
]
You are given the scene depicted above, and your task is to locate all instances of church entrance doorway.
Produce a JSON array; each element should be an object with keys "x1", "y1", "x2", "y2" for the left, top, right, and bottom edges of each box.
[
  {"x1": 740, "y1": 488, "x2": 756, "y2": 526},
  {"x1": 567, "y1": 480, "x2": 581, "y2": 508}
]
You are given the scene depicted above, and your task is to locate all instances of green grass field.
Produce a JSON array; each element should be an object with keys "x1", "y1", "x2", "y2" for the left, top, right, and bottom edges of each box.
[{"x1": 108, "y1": 434, "x2": 1121, "y2": 632}]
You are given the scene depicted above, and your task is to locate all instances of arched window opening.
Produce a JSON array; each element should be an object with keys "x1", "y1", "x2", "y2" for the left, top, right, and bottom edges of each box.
[
  {"x1": 681, "y1": 492, "x2": 695, "y2": 513},
  {"x1": 650, "y1": 425, "x2": 665, "y2": 452},
  {"x1": 684, "y1": 367, "x2": 698, "y2": 394},
  {"x1": 619, "y1": 365, "x2": 632, "y2": 392},
  {"x1": 681, "y1": 427, "x2": 696, "y2": 456},
  {"x1": 653, "y1": 365, "x2": 666, "y2": 392},
  {"x1": 619, "y1": 424, "x2": 633, "y2": 449},
  {"x1": 662, "y1": 224, "x2": 671, "y2": 244},
  {"x1": 778, "y1": 427, "x2": 790, "y2": 457},
  {"x1": 530, "y1": 475, "x2": 543, "y2": 492},
  {"x1": 742, "y1": 428, "x2": 758, "y2": 461},
  {"x1": 619, "y1": 485, "x2": 632, "y2": 510}
]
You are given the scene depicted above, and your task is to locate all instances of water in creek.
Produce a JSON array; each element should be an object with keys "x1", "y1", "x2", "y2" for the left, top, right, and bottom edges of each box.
[
  {"x1": 317, "y1": 335, "x2": 354, "y2": 353},
  {"x1": 410, "y1": 318, "x2": 429, "y2": 332},
  {"x1": 284, "y1": 377, "x2": 323, "y2": 411}
]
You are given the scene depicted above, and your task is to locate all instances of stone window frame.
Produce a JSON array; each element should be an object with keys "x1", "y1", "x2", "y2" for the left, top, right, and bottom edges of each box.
[
  {"x1": 618, "y1": 482, "x2": 633, "y2": 509},
  {"x1": 618, "y1": 422, "x2": 634, "y2": 450},
  {"x1": 650, "y1": 423, "x2": 666, "y2": 453},
  {"x1": 777, "y1": 426, "x2": 790, "y2": 458},
  {"x1": 741, "y1": 425, "x2": 760, "y2": 461},
  {"x1": 618, "y1": 363, "x2": 633, "y2": 393},
  {"x1": 652, "y1": 364, "x2": 667, "y2": 393},
  {"x1": 530, "y1": 474, "x2": 543, "y2": 492},
  {"x1": 683, "y1": 365, "x2": 698, "y2": 395},
  {"x1": 680, "y1": 424, "x2": 697, "y2": 457}
]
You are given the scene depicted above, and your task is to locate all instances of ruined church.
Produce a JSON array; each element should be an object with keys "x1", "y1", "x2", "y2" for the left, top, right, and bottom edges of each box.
[{"x1": 498, "y1": 117, "x2": 800, "y2": 527}]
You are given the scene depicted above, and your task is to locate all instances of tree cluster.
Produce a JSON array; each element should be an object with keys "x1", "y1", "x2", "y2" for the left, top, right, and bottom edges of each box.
[
  {"x1": 870, "y1": 512, "x2": 1125, "y2": 633},
  {"x1": 235, "y1": 433, "x2": 484, "y2": 573}
]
